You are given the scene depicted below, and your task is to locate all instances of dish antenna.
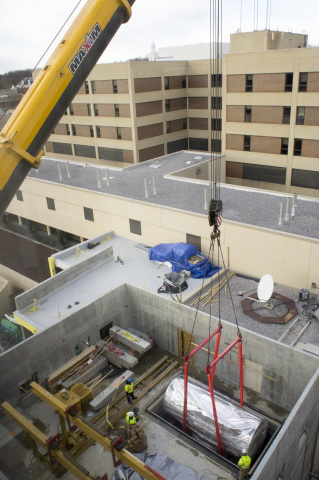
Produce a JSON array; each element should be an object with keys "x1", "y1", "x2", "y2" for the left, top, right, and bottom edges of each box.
[{"x1": 257, "y1": 274, "x2": 274, "y2": 302}]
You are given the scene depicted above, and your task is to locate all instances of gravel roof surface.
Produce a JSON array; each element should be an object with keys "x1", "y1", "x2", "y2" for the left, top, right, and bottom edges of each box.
[
  {"x1": 185, "y1": 272, "x2": 319, "y2": 348},
  {"x1": 29, "y1": 151, "x2": 319, "y2": 240}
]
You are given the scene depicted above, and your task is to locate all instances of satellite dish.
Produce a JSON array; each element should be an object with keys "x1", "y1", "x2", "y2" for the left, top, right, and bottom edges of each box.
[{"x1": 257, "y1": 274, "x2": 274, "y2": 302}]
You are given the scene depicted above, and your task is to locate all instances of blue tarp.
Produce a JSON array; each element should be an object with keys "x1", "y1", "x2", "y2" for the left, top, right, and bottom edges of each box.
[{"x1": 149, "y1": 242, "x2": 219, "y2": 278}]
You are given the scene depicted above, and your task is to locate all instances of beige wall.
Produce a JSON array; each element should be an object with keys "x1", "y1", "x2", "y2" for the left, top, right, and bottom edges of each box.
[
  {"x1": 0, "y1": 266, "x2": 37, "y2": 317},
  {"x1": 7, "y1": 178, "x2": 319, "y2": 291}
]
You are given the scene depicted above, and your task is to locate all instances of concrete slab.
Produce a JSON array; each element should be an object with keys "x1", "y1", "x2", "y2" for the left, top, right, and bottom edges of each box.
[
  {"x1": 89, "y1": 370, "x2": 134, "y2": 411},
  {"x1": 103, "y1": 344, "x2": 138, "y2": 369},
  {"x1": 110, "y1": 326, "x2": 152, "y2": 354}
]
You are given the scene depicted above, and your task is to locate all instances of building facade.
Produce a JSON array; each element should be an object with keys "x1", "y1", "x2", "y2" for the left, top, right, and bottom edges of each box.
[{"x1": 45, "y1": 60, "x2": 222, "y2": 168}]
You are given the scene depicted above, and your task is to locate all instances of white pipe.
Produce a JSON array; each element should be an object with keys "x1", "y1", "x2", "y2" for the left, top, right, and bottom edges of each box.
[
  {"x1": 97, "y1": 170, "x2": 101, "y2": 188},
  {"x1": 152, "y1": 176, "x2": 157, "y2": 195},
  {"x1": 285, "y1": 197, "x2": 290, "y2": 222},
  {"x1": 279, "y1": 201, "x2": 284, "y2": 225},
  {"x1": 66, "y1": 162, "x2": 71, "y2": 179},
  {"x1": 58, "y1": 164, "x2": 62, "y2": 181},
  {"x1": 144, "y1": 178, "x2": 149, "y2": 198}
]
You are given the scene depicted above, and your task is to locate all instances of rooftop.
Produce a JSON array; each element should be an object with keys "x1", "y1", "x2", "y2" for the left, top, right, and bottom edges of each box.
[{"x1": 29, "y1": 151, "x2": 319, "y2": 241}]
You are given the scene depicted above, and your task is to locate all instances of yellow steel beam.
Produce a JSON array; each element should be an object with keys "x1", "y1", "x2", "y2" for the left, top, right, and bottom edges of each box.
[
  {"x1": 2, "y1": 402, "x2": 95, "y2": 480},
  {"x1": 30, "y1": 382, "x2": 164, "y2": 480}
]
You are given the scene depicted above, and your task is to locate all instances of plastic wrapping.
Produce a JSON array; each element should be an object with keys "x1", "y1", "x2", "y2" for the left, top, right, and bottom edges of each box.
[{"x1": 163, "y1": 376, "x2": 268, "y2": 458}]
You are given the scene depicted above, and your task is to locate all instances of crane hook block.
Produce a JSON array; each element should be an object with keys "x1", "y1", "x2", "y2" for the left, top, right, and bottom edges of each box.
[{"x1": 208, "y1": 199, "x2": 223, "y2": 227}]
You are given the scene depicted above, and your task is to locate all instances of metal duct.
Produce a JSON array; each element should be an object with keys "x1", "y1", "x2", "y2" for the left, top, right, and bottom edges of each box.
[{"x1": 163, "y1": 376, "x2": 268, "y2": 458}]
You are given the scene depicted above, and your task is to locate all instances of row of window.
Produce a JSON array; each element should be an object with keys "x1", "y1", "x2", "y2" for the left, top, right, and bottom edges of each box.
[
  {"x1": 82, "y1": 74, "x2": 223, "y2": 95},
  {"x1": 242, "y1": 136, "x2": 305, "y2": 156},
  {"x1": 242, "y1": 105, "x2": 310, "y2": 125},
  {"x1": 244, "y1": 72, "x2": 309, "y2": 93}
]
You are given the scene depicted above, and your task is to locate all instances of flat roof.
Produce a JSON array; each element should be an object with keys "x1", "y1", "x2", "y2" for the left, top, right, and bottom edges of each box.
[{"x1": 29, "y1": 151, "x2": 319, "y2": 241}]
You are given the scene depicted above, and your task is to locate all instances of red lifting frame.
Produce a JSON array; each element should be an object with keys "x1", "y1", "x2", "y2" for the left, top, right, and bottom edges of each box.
[
  {"x1": 182, "y1": 324, "x2": 222, "y2": 432},
  {"x1": 206, "y1": 332, "x2": 243, "y2": 455}
]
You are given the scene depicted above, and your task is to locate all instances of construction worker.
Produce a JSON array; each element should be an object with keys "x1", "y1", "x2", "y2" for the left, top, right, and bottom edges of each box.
[
  {"x1": 238, "y1": 450, "x2": 251, "y2": 480},
  {"x1": 125, "y1": 378, "x2": 136, "y2": 404},
  {"x1": 126, "y1": 411, "x2": 137, "y2": 425}
]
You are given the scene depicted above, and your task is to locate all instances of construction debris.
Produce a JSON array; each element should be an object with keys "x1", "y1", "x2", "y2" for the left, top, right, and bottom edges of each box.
[
  {"x1": 190, "y1": 272, "x2": 234, "y2": 308},
  {"x1": 126, "y1": 425, "x2": 147, "y2": 453}
]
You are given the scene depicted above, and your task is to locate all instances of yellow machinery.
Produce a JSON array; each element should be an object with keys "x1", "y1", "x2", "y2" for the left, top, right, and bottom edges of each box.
[
  {"x1": 55, "y1": 383, "x2": 93, "y2": 414},
  {"x1": 0, "y1": 0, "x2": 135, "y2": 217}
]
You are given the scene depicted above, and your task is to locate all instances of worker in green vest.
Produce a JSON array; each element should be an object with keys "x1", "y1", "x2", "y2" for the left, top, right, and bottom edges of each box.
[
  {"x1": 125, "y1": 378, "x2": 136, "y2": 404},
  {"x1": 238, "y1": 450, "x2": 251, "y2": 479},
  {"x1": 126, "y1": 411, "x2": 137, "y2": 425}
]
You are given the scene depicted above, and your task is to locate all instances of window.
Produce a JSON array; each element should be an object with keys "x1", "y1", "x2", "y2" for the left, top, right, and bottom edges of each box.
[
  {"x1": 96, "y1": 126, "x2": 101, "y2": 138},
  {"x1": 66, "y1": 124, "x2": 70, "y2": 135},
  {"x1": 282, "y1": 107, "x2": 291, "y2": 124},
  {"x1": 183, "y1": 118, "x2": 187, "y2": 130},
  {"x1": 246, "y1": 74, "x2": 253, "y2": 92},
  {"x1": 212, "y1": 97, "x2": 222, "y2": 109},
  {"x1": 116, "y1": 127, "x2": 122, "y2": 140},
  {"x1": 165, "y1": 99, "x2": 170, "y2": 112},
  {"x1": 94, "y1": 104, "x2": 99, "y2": 116},
  {"x1": 296, "y1": 107, "x2": 305, "y2": 125},
  {"x1": 70, "y1": 104, "x2": 74, "y2": 115},
  {"x1": 212, "y1": 118, "x2": 221, "y2": 131},
  {"x1": 87, "y1": 104, "x2": 91, "y2": 116},
  {"x1": 112, "y1": 80, "x2": 118, "y2": 94},
  {"x1": 46, "y1": 197, "x2": 55, "y2": 210},
  {"x1": 212, "y1": 74, "x2": 222, "y2": 88},
  {"x1": 285, "y1": 73, "x2": 293, "y2": 92},
  {"x1": 164, "y1": 77, "x2": 169, "y2": 90},
  {"x1": 186, "y1": 233, "x2": 201, "y2": 252},
  {"x1": 129, "y1": 219, "x2": 141, "y2": 235},
  {"x1": 114, "y1": 104, "x2": 120, "y2": 117},
  {"x1": 244, "y1": 135, "x2": 251, "y2": 151},
  {"x1": 166, "y1": 121, "x2": 171, "y2": 134},
  {"x1": 294, "y1": 139, "x2": 302, "y2": 156},
  {"x1": 299, "y1": 73, "x2": 308, "y2": 92},
  {"x1": 182, "y1": 97, "x2": 187, "y2": 109},
  {"x1": 72, "y1": 125, "x2": 76, "y2": 136},
  {"x1": 182, "y1": 76, "x2": 187, "y2": 88},
  {"x1": 85, "y1": 81, "x2": 89, "y2": 94},
  {"x1": 281, "y1": 138, "x2": 289, "y2": 155},
  {"x1": 84, "y1": 207, "x2": 94, "y2": 222},
  {"x1": 91, "y1": 81, "x2": 96, "y2": 94},
  {"x1": 16, "y1": 190, "x2": 23, "y2": 201},
  {"x1": 90, "y1": 126, "x2": 94, "y2": 138},
  {"x1": 245, "y1": 106, "x2": 252, "y2": 123}
]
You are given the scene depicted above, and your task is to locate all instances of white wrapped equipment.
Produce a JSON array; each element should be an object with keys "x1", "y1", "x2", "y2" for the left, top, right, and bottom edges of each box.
[{"x1": 163, "y1": 376, "x2": 267, "y2": 458}]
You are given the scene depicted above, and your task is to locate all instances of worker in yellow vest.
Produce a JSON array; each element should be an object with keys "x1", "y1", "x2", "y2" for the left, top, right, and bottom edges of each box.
[
  {"x1": 238, "y1": 450, "x2": 251, "y2": 480},
  {"x1": 125, "y1": 378, "x2": 136, "y2": 404},
  {"x1": 126, "y1": 411, "x2": 137, "y2": 425}
]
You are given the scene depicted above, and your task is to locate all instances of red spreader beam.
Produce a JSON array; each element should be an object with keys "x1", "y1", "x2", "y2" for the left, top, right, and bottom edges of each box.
[{"x1": 182, "y1": 329, "x2": 243, "y2": 457}]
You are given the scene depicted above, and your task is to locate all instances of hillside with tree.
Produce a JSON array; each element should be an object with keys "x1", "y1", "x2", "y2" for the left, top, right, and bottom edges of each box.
[{"x1": 0, "y1": 69, "x2": 32, "y2": 90}]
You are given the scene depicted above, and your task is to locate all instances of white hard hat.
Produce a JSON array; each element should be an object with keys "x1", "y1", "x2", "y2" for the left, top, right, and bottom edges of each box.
[{"x1": 127, "y1": 411, "x2": 134, "y2": 416}]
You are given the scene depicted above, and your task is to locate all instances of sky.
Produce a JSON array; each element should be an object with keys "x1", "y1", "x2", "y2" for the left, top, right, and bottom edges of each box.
[{"x1": 1, "y1": 0, "x2": 319, "y2": 74}]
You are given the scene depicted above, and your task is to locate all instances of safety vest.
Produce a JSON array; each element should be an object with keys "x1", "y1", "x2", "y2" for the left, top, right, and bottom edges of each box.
[
  {"x1": 125, "y1": 383, "x2": 134, "y2": 394},
  {"x1": 126, "y1": 414, "x2": 136, "y2": 425},
  {"x1": 238, "y1": 455, "x2": 251, "y2": 469}
]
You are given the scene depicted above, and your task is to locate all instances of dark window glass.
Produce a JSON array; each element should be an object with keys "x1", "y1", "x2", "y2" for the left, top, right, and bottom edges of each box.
[
  {"x1": 94, "y1": 104, "x2": 99, "y2": 116},
  {"x1": 182, "y1": 118, "x2": 187, "y2": 130},
  {"x1": 243, "y1": 164, "x2": 286, "y2": 184},
  {"x1": 112, "y1": 80, "x2": 118, "y2": 94},
  {"x1": 245, "y1": 106, "x2": 252, "y2": 123},
  {"x1": 85, "y1": 81, "x2": 89, "y2": 94},
  {"x1": 299, "y1": 73, "x2": 308, "y2": 92},
  {"x1": 96, "y1": 126, "x2": 101, "y2": 138},
  {"x1": 164, "y1": 77, "x2": 169, "y2": 90},
  {"x1": 283, "y1": 107, "x2": 291, "y2": 124},
  {"x1": 114, "y1": 104, "x2": 120, "y2": 117},
  {"x1": 70, "y1": 104, "x2": 74, "y2": 115},
  {"x1": 212, "y1": 74, "x2": 222, "y2": 88},
  {"x1": 246, "y1": 74, "x2": 253, "y2": 92},
  {"x1": 212, "y1": 139, "x2": 222, "y2": 152},
  {"x1": 66, "y1": 124, "x2": 70, "y2": 135},
  {"x1": 116, "y1": 127, "x2": 122, "y2": 140},
  {"x1": 165, "y1": 99, "x2": 170, "y2": 112},
  {"x1": 182, "y1": 97, "x2": 187, "y2": 109},
  {"x1": 285, "y1": 73, "x2": 293, "y2": 92},
  {"x1": 72, "y1": 125, "x2": 76, "y2": 136},
  {"x1": 74, "y1": 144, "x2": 96, "y2": 158},
  {"x1": 244, "y1": 135, "x2": 251, "y2": 151},
  {"x1": 87, "y1": 104, "x2": 91, "y2": 116},
  {"x1": 292, "y1": 169, "x2": 319, "y2": 190},
  {"x1": 296, "y1": 107, "x2": 305, "y2": 125},
  {"x1": 46, "y1": 197, "x2": 55, "y2": 210},
  {"x1": 90, "y1": 126, "x2": 94, "y2": 138},
  {"x1": 294, "y1": 139, "x2": 302, "y2": 156},
  {"x1": 84, "y1": 207, "x2": 94, "y2": 222},
  {"x1": 212, "y1": 118, "x2": 222, "y2": 131},
  {"x1": 129, "y1": 219, "x2": 141, "y2": 235},
  {"x1": 182, "y1": 76, "x2": 187, "y2": 88},
  {"x1": 212, "y1": 97, "x2": 222, "y2": 109},
  {"x1": 281, "y1": 138, "x2": 289, "y2": 155},
  {"x1": 16, "y1": 190, "x2": 23, "y2": 201},
  {"x1": 91, "y1": 81, "x2": 96, "y2": 94},
  {"x1": 166, "y1": 121, "x2": 171, "y2": 134}
]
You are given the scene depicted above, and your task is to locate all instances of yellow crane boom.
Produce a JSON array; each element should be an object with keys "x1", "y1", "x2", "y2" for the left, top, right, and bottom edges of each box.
[{"x1": 0, "y1": 0, "x2": 135, "y2": 217}]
